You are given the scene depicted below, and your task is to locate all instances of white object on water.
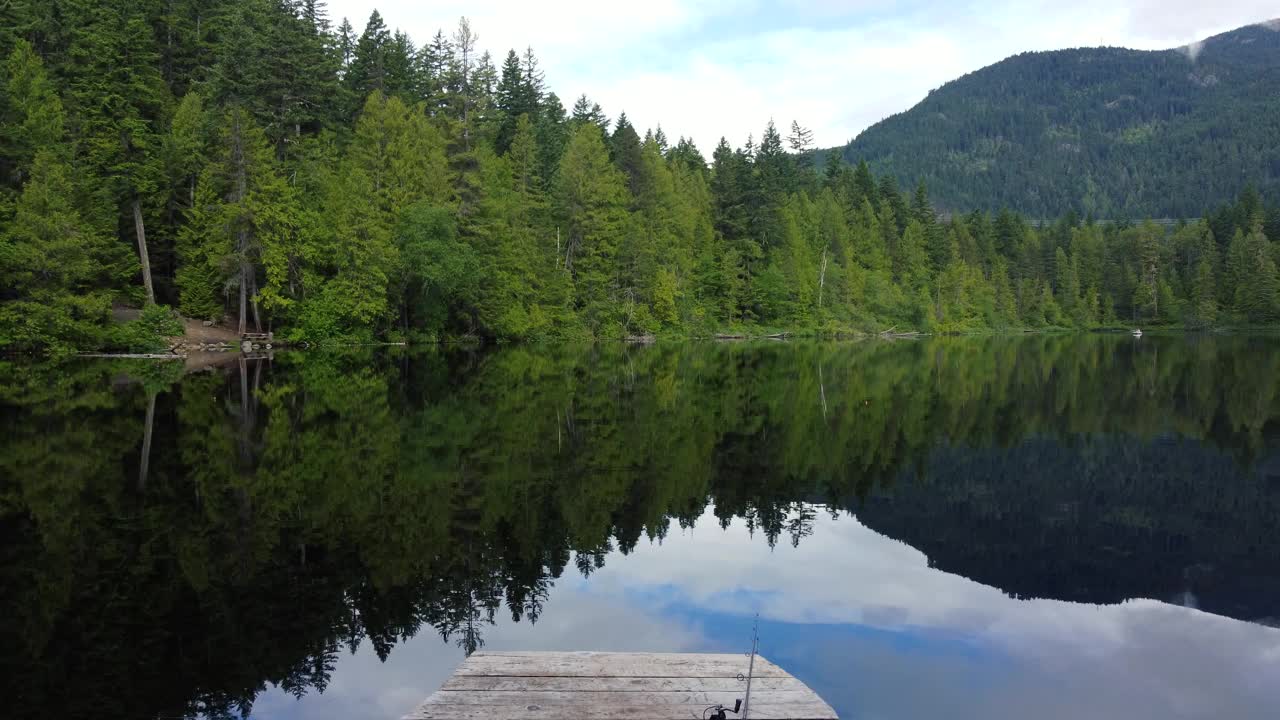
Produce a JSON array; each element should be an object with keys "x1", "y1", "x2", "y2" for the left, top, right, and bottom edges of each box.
[{"x1": 1132, "y1": 329, "x2": 1143, "y2": 337}]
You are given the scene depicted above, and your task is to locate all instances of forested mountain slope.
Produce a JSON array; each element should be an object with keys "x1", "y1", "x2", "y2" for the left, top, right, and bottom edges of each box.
[
  {"x1": 832, "y1": 21, "x2": 1280, "y2": 219},
  {"x1": 2, "y1": 3, "x2": 1279, "y2": 351}
]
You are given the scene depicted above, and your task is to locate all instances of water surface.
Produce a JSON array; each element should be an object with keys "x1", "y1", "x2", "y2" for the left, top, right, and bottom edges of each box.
[{"x1": 2, "y1": 335, "x2": 1279, "y2": 719}]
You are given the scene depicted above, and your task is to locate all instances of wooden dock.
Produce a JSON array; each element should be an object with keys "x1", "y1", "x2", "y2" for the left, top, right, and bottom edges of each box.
[{"x1": 403, "y1": 651, "x2": 838, "y2": 720}]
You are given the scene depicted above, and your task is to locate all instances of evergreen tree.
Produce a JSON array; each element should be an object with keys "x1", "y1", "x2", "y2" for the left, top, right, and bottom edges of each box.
[
  {"x1": 470, "y1": 50, "x2": 499, "y2": 141},
  {"x1": 394, "y1": 201, "x2": 475, "y2": 338},
  {"x1": 570, "y1": 94, "x2": 609, "y2": 135},
  {"x1": 555, "y1": 123, "x2": 628, "y2": 333},
  {"x1": 414, "y1": 30, "x2": 454, "y2": 112},
  {"x1": 347, "y1": 93, "x2": 451, "y2": 219},
  {"x1": 209, "y1": 0, "x2": 342, "y2": 156},
  {"x1": 852, "y1": 160, "x2": 877, "y2": 208},
  {"x1": 449, "y1": 17, "x2": 480, "y2": 151},
  {"x1": 751, "y1": 120, "x2": 788, "y2": 249},
  {"x1": 787, "y1": 120, "x2": 814, "y2": 153},
  {"x1": 787, "y1": 120, "x2": 814, "y2": 176},
  {"x1": 4, "y1": 7, "x2": 1280, "y2": 351},
  {"x1": 1187, "y1": 252, "x2": 1218, "y2": 328},
  {"x1": 494, "y1": 49, "x2": 541, "y2": 155},
  {"x1": 471, "y1": 113, "x2": 566, "y2": 338},
  {"x1": 535, "y1": 91, "x2": 568, "y2": 186},
  {"x1": 337, "y1": 17, "x2": 356, "y2": 67},
  {"x1": 384, "y1": 30, "x2": 418, "y2": 99},
  {"x1": 61, "y1": 0, "x2": 172, "y2": 305},
  {"x1": 177, "y1": 108, "x2": 298, "y2": 333},
  {"x1": 1233, "y1": 224, "x2": 1280, "y2": 323},
  {"x1": 1, "y1": 39, "x2": 127, "y2": 351},
  {"x1": 1054, "y1": 246, "x2": 1080, "y2": 320},
  {"x1": 991, "y1": 259, "x2": 1018, "y2": 325},
  {"x1": 346, "y1": 10, "x2": 392, "y2": 108},
  {"x1": 0, "y1": 40, "x2": 64, "y2": 193},
  {"x1": 894, "y1": 220, "x2": 930, "y2": 289},
  {"x1": 609, "y1": 112, "x2": 644, "y2": 196},
  {"x1": 1, "y1": 150, "x2": 128, "y2": 350}
]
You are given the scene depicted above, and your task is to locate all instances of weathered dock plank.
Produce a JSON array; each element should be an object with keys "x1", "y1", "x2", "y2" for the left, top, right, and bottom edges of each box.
[
  {"x1": 406, "y1": 703, "x2": 836, "y2": 719},
  {"x1": 441, "y1": 676, "x2": 809, "y2": 692},
  {"x1": 404, "y1": 651, "x2": 838, "y2": 720},
  {"x1": 452, "y1": 653, "x2": 790, "y2": 677},
  {"x1": 421, "y1": 690, "x2": 818, "y2": 705}
]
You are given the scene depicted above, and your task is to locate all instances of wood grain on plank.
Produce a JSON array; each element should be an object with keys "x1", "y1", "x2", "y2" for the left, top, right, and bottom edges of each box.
[
  {"x1": 421, "y1": 690, "x2": 817, "y2": 705},
  {"x1": 454, "y1": 653, "x2": 787, "y2": 678},
  {"x1": 403, "y1": 652, "x2": 837, "y2": 719},
  {"x1": 440, "y1": 675, "x2": 807, "y2": 692},
  {"x1": 406, "y1": 704, "x2": 837, "y2": 720}
]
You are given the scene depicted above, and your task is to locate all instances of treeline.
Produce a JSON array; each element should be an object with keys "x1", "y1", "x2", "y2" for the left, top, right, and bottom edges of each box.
[{"x1": 2, "y1": 2, "x2": 1280, "y2": 351}]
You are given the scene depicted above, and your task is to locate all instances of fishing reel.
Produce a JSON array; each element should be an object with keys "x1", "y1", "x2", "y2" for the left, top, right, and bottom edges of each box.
[{"x1": 705, "y1": 699, "x2": 742, "y2": 720}]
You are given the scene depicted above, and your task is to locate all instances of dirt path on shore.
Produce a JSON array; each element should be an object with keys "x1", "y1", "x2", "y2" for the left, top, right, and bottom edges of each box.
[{"x1": 176, "y1": 318, "x2": 241, "y2": 345}]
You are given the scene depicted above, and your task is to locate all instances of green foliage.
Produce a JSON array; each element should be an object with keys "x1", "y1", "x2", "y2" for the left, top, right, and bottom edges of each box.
[
  {"x1": 556, "y1": 124, "x2": 628, "y2": 334},
  {"x1": 3, "y1": 8, "x2": 1280, "y2": 351},
  {"x1": 174, "y1": 176, "x2": 229, "y2": 320},
  {"x1": 0, "y1": 149, "x2": 119, "y2": 351},
  {"x1": 1232, "y1": 225, "x2": 1280, "y2": 323},
  {"x1": 105, "y1": 303, "x2": 184, "y2": 351},
  {"x1": 0, "y1": 40, "x2": 65, "y2": 186},
  {"x1": 0, "y1": 41, "x2": 126, "y2": 352},
  {"x1": 178, "y1": 108, "x2": 299, "y2": 330},
  {"x1": 5, "y1": 336, "x2": 1280, "y2": 717},
  {"x1": 394, "y1": 202, "x2": 475, "y2": 339}
]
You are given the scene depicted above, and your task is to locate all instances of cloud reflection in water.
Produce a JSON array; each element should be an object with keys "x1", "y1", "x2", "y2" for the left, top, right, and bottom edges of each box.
[{"x1": 253, "y1": 508, "x2": 1280, "y2": 720}]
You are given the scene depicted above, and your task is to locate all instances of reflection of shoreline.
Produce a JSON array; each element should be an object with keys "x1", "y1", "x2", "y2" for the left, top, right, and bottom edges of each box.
[
  {"x1": 4, "y1": 335, "x2": 1280, "y2": 720},
  {"x1": 583, "y1": 508, "x2": 1280, "y2": 636},
  {"x1": 382, "y1": 509, "x2": 1280, "y2": 720},
  {"x1": 848, "y1": 437, "x2": 1280, "y2": 625},
  {"x1": 252, "y1": 503, "x2": 1280, "y2": 720}
]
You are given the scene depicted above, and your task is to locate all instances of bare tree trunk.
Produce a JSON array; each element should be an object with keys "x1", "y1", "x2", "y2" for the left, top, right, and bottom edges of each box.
[
  {"x1": 133, "y1": 199, "x2": 156, "y2": 305},
  {"x1": 249, "y1": 270, "x2": 262, "y2": 333},
  {"x1": 818, "y1": 364, "x2": 828, "y2": 420},
  {"x1": 818, "y1": 247, "x2": 828, "y2": 308},
  {"x1": 1151, "y1": 267, "x2": 1158, "y2": 319},
  {"x1": 231, "y1": 112, "x2": 250, "y2": 337},
  {"x1": 236, "y1": 356, "x2": 256, "y2": 477},
  {"x1": 238, "y1": 261, "x2": 248, "y2": 336},
  {"x1": 454, "y1": 18, "x2": 477, "y2": 152},
  {"x1": 564, "y1": 233, "x2": 577, "y2": 273}
]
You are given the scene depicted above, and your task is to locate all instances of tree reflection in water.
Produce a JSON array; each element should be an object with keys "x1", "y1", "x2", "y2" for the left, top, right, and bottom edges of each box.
[{"x1": 1, "y1": 334, "x2": 1278, "y2": 719}]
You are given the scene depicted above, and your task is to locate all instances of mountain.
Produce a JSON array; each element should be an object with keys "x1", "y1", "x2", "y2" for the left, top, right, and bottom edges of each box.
[{"x1": 830, "y1": 21, "x2": 1280, "y2": 219}]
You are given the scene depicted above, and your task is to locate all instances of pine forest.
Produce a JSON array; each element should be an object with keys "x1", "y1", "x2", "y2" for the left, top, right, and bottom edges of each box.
[{"x1": 2, "y1": 1, "x2": 1279, "y2": 353}]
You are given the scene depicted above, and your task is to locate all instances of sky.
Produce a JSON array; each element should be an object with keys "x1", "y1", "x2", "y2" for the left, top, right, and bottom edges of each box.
[
  {"x1": 250, "y1": 509, "x2": 1280, "y2": 719},
  {"x1": 322, "y1": 0, "x2": 1280, "y2": 154}
]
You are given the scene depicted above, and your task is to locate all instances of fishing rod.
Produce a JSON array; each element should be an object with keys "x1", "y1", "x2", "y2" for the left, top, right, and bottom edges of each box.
[{"x1": 703, "y1": 615, "x2": 759, "y2": 720}]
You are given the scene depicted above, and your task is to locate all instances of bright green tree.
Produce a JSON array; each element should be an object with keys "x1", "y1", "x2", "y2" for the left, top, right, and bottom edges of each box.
[
  {"x1": 177, "y1": 108, "x2": 299, "y2": 332},
  {"x1": 0, "y1": 40, "x2": 126, "y2": 351},
  {"x1": 61, "y1": 0, "x2": 173, "y2": 305},
  {"x1": 1232, "y1": 225, "x2": 1280, "y2": 323},
  {"x1": 555, "y1": 123, "x2": 629, "y2": 334}
]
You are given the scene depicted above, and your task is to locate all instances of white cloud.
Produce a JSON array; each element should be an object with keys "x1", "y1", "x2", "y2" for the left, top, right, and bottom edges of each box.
[
  {"x1": 580, "y1": 508, "x2": 1280, "y2": 717},
  {"x1": 250, "y1": 506, "x2": 1280, "y2": 719},
  {"x1": 322, "y1": 1, "x2": 1278, "y2": 152},
  {"x1": 249, "y1": 587, "x2": 712, "y2": 719}
]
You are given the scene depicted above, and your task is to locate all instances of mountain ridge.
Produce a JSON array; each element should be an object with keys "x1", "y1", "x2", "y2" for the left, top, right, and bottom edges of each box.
[{"x1": 830, "y1": 20, "x2": 1280, "y2": 219}]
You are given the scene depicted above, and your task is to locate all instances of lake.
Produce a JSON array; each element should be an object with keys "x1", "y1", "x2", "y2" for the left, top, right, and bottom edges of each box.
[{"x1": 2, "y1": 335, "x2": 1279, "y2": 719}]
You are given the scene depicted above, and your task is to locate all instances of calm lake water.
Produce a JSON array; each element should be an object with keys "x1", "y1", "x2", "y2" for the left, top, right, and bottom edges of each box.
[{"x1": 3, "y1": 335, "x2": 1280, "y2": 719}]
